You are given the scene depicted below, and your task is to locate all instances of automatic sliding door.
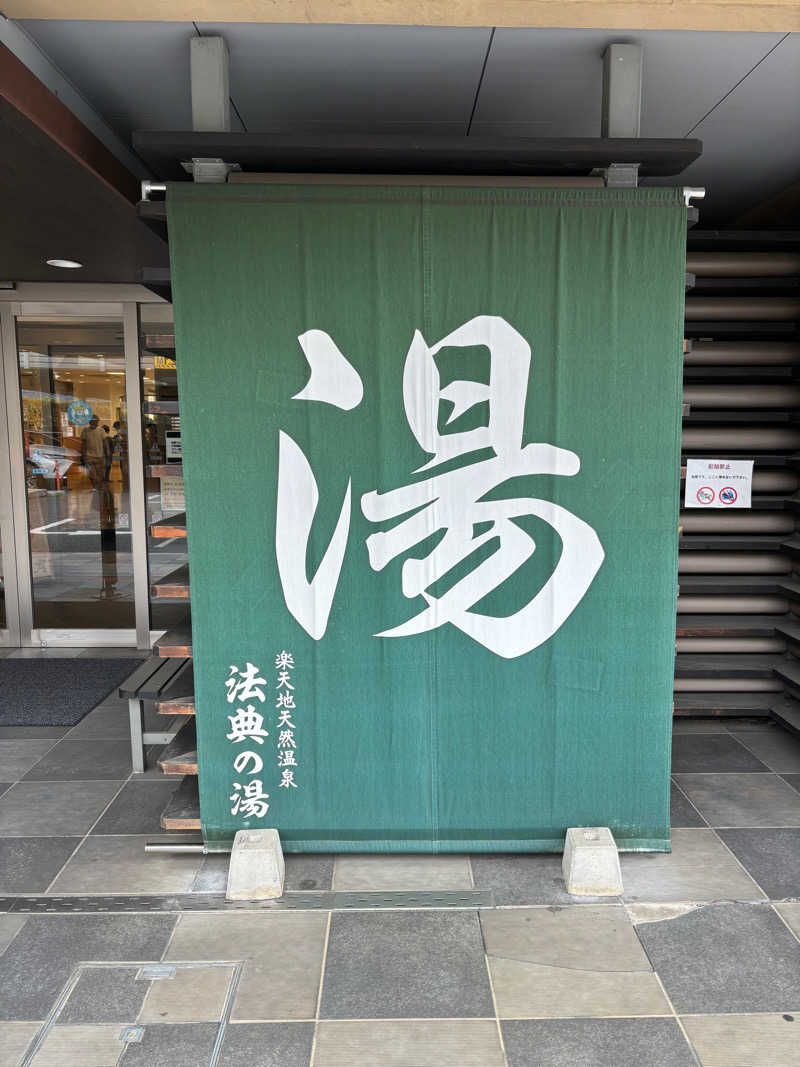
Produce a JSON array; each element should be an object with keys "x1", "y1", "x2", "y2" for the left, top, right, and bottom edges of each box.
[{"x1": 15, "y1": 315, "x2": 135, "y2": 632}]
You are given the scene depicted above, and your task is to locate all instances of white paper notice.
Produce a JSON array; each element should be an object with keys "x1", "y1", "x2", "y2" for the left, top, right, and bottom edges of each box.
[
  {"x1": 160, "y1": 475, "x2": 185, "y2": 511},
  {"x1": 685, "y1": 458, "x2": 753, "y2": 508}
]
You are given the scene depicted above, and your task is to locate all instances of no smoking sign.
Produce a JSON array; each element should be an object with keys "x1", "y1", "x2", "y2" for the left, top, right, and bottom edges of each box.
[{"x1": 686, "y1": 459, "x2": 753, "y2": 509}]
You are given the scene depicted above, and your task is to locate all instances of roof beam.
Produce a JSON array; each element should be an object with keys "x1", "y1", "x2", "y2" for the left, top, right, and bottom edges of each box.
[
  {"x1": 0, "y1": 15, "x2": 146, "y2": 180},
  {"x1": 602, "y1": 44, "x2": 642, "y2": 139},
  {"x1": 191, "y1": 36, "x2": 231, "y2": 132},
  {"x1": 3, "y1": 1, "x2": 799, "y2": 32}
]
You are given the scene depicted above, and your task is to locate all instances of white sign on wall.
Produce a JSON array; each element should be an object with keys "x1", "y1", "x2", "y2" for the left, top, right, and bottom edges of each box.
[{"x1": 685, "y1": 458, "x2": 753, "y2": 508}]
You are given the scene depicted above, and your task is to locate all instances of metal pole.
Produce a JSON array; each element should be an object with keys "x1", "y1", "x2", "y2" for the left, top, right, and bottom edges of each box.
[
  {"x1": 123, "y1": 303, "x2": 151, "y2": 650},
  {"x1": 0, "y1": 305, "x2": 22, "y2": 644},
  {"x1": 678, "y1": 552, "x2": 791, "y2": 575},
  {"x1": 679, "y1": 512, "x2": 794, "y2": 533},
  {"x1": 682, "y1": 384, "x2": 800, "y2": 408},
  {"x1": 676, "y1": 637, "x2": 786, "y2": 653},
  {"x1": 674, "y1": 678, "x2": 783, "y2": 692},
  {"x1": 145, "y1": 842, "x2": 206, "y2": 853},
  {"x1": 682, "y1": 427, "x2": 800, "y2": 450},
  {"x1": 677, "y1": 595, "x2": 789, "y2": 613},
  {"x1": 685, "y1": 297, "x2": 800, "y2": 320},
  {"x1": 685, "y1": 341, "x2": 800, "y2": 365},
  {"x1": 0, "y1": 303, "x2": 34, "y2": 643},
  {"x1": 686, "y1": 252, "x2": 800, "y2": 276}
]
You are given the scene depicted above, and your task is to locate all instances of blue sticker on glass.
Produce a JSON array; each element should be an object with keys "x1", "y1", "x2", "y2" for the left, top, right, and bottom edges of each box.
[{"x1": 67, "y1": 401, "x2": 93, "y2": 426}]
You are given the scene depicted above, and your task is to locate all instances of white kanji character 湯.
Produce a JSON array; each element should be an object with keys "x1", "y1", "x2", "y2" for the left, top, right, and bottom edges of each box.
[{"x1": 229, "y1": 780, "x2": 270, "y2": 818}]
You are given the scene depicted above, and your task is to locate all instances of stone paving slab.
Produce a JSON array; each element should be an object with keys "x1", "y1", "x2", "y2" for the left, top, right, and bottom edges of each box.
[
  {"x1": 117, "y1": 1022, "x2": 219, "y2": 1065},
  {"x1": 0, "y1": 1022, "x2": 39, "y2": 1067},
  {"x1": 621, "y1": 828, "x2": 765, "y2": 902},
  {"x1": 718, "y1": 828, "x2": 800, "y2": 900},
  {"x1": 636, "y1": 903, "x2": 800, "y2": 1014},
  {"x1": 90, "y1": 780, "x2": 180, "y2": 836},
  {"x1": 482, "y1": 905, "x2": 669, "y2": 1019},
  {"x1": 332, "y1": 854, "x2": 472, "y2": 891},
  {"x1": 775, "y1": 902, "x2": 800, "y2": 940},
  {"x1": 0, "y1": 838, "x2": 80, "y2": 893},
  {"x1": 670, "y1": 781, "x2": 707, "y2": 827},
  {"x1": 682, "y1": 1013, "x2": 800, "y2": 1067},
  {"x1": 481, "y1": 906, "x2": 651, "y2": 971},
  {"x1": 0, "y1": 741, "x2": 58, "y2": 781},
  {"x1": 671, "y1": 734, "x2": 769, "y2": 773},
  {"x1": 673, "y1": 773, "x2": 800, "y2": 827},
  {"x1": 48, "y1": 836, "x2": 203, "y2": 895},
  {"x1": 470, "y1": 852, "x2": 620, "y2": 905},
  {"x1": 0, "y1": 916, "x2": 26, "y2": 957},
  {"x1": 0, "y1": 914, "x2": 176, "y2": 1021},
  {"x1": 217, "y1": 1022, "x2": 314, "y2": 1067},
  {"x1": 0, "y1": 781, "x2": 122, "y2": 837},
  {"x1": 165, "y1": 911, "x2": 328, "y2": 1021},
  {"x1": 313, "y1": 1019, "x2": 504, "y2": 1066},
  {"x1": 21, "y1": 740, "x2": 133, "y2": 781},
  {"x1": 501, "y1": 1018, "x2": 697, "y2": 1067},
  {"x1": 731, "y1": 728, "x2": 800, "y2": 774},
  {"x1": 57, "y1": 966, "x2": 148, "y2": 1026},
  {"x1": 320, "y1": 911, "x2": 493, "y2": 1020},
  {"x1": 138, "y1": 964, "x2": 234, "y2": 1023},
  {"x1": 30, "y1": 1024, "x2": 124, "y2": 1066}
]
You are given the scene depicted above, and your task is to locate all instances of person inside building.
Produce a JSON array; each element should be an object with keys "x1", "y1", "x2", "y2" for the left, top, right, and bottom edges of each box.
[
  {"x1": 101, "y1": 424, "x2": 114, "y2": 482},
  {"x1": 80, "y1": 416, "x2": 107, "y2": 488}
]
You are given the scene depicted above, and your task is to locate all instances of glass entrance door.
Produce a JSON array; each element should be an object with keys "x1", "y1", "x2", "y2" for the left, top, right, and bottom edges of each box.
[{"x1": 15, "y1": 315, "x2": 135, "y2": 632}]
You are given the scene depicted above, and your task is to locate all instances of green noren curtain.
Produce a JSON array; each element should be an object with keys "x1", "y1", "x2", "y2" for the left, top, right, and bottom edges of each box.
[{"x1": 167, "y1": 184, "x2": 686, "y2": 852}]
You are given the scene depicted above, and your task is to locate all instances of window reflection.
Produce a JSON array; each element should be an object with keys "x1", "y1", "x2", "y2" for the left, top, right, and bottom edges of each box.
[{"x1": 16, "y1": 320, "x2": 134, "y2": 628}]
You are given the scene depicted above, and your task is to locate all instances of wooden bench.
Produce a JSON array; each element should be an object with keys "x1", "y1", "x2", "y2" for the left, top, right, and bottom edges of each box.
[{"x1": 119, "y1": 657, "x2": 192, "y2": 773}]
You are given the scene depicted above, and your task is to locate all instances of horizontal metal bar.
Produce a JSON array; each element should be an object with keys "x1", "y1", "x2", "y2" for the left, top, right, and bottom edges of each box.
[
  {"x1": 675, "y1": 638, "x2": 786, "y2": 653},
  {"x1": 144, "y1": 842, "x2": 205, "y2": 854},
  {"x1": 141, "y1": 181, "x2": 167, "y2": 201},
  {"x1": 674, "y1": 678, "x2": 783, "y2": 692}
]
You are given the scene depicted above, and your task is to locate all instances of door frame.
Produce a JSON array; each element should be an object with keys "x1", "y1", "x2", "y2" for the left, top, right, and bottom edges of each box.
[{"x1": 0, "y1": 288, "x2": 165, "y2": 648}]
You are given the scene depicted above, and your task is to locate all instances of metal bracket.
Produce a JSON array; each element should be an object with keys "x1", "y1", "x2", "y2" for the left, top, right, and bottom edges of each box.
[
  {"x1": 592, "y1": 163, "x2": 640, "y2": 189},
  {"x1": 181, "y1": 157, "x2": 242, "y2": 183},
  {"x1": 683, "y1": 187, "x2": 706, "y2": 206}
]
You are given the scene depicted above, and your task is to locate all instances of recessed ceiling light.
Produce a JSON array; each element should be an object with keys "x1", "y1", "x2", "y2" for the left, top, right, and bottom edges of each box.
[{"x1": 46, "y1": 258, "x2": 83, "y2": 269}]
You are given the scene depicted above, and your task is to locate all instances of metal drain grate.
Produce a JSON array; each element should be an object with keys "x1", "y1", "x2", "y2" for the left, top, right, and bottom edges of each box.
[{"x1": 2, "y1": 890, "x2": 493, "y2": 912}]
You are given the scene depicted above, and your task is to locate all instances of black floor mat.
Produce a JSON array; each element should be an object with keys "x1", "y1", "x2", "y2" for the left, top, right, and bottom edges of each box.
[{"x1": 0, "y1": 658, "x2": 145, "y2": 726}]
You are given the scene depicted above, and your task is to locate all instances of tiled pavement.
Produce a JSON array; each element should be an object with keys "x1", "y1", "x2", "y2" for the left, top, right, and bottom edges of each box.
[{"x1": 1, "y1": 699, "x2": 800, "y2": 1064}]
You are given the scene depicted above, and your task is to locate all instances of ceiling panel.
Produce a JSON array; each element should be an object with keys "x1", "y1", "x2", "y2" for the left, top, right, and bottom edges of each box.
[
  {"x1": 664, "y1": 34, "x2": 800, "y2": 225},
  {"x1": 0, "y1": 97, "x2": 168, "y2": 281},
  {"x1": 196, "y1": 22, "x2": 489, "y2": 130},
  {"x1": 18, "y1": 19, "x2": 196, "y2": 135},
  {"x1": 471, "y1": 27, "x2": 785, "y2": 139}
]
